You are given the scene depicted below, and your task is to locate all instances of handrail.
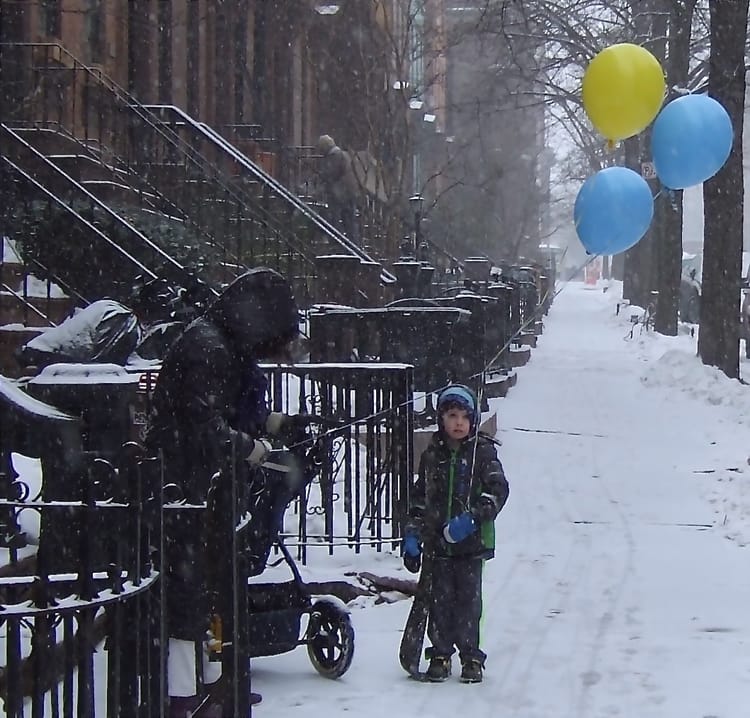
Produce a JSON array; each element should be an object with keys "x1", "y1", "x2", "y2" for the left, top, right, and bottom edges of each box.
[
  {"x1": 2, "y1": 156, "x2": 156, "y2": 283},
  {"x1": 426, "y1": 236, "x2": 464, "y2": 269},
  {"x1": 14, "y1": 253, "x2": 90, "y2": 309},
  {"x1": 144, "y1": 104, "x2": 396, "y2": 284},
  {"x1": 0, "y1": 280, "x2": 55, "y2": 326},
  {"x1": 1, "y1": 123, "x2": 189, "y2": 283},
  {"x1": 26, "y1": 121, "x2": 310, "y2": 278},
  {"x1": 0, "y1": 43, "x2": 312, "y2": 270},
  {"x1": 3, "y1": 43, "x2": 219, "y2": 179},
  {"x1": 1, "y1": 42, "x2": 388, "y2": 281}
]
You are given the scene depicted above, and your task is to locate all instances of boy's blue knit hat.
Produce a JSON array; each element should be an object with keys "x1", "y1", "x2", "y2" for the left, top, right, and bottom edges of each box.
[{"x1": 437, "y1": 384, "x2": 479, "y2": 430}]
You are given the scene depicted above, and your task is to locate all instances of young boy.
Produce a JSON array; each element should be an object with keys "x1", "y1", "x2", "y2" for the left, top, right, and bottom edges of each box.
[{"x1": 402, "y1": 384, "x2": 509, "y2": 683}]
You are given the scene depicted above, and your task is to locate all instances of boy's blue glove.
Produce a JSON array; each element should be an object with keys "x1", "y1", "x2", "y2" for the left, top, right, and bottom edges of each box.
[
  {"x1": 443, "y1": 511, "x2": 476, "y2": 544},
  {"x1": 401, "y1": 532, "x2": 421, "y2": 573},
  {"x1": 402, "y1": 533, "x2": 421, "y2": 557}
]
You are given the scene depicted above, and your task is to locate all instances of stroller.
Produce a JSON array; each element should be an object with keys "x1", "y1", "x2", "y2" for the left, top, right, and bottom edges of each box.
[{"x1": 202, "y1": 416, "x2": 355, "y2": 697}]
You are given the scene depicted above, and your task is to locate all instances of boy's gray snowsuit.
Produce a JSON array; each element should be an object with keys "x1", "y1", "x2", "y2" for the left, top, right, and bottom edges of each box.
[{"x1": 408, "y1": 432, "x2": 509, "y2": 664}]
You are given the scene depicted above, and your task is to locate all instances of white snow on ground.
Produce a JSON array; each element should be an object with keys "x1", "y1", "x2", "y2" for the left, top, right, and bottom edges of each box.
[
  {"x1": 4, "y1": 280, "x2": 750, "y2": 717},
  {"x1": 251, "y1": 280, "x2": 750, "y2": 717}
]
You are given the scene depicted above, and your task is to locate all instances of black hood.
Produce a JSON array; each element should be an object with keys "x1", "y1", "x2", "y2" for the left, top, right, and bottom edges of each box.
[{"x1": 206, "y1": 268, "x2": 299, "y2": 359}]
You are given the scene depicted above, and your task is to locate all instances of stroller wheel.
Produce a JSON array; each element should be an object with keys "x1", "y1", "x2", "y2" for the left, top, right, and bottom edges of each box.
[{"x1": 306, "y1": 599, "x2": 355, "y2": 679}]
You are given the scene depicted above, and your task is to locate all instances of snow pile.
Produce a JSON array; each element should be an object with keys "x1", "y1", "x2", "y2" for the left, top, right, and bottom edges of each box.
[
  {"x1": 2, "y1": 236, "x2": 21, "y2": 262},
  {"x1": 596, "y1": 281, "x2": 750, "y2": 549},
  {"x1": 3, "y1": 237, "x2": 67, "y2": 297},
  {"x1": 642, "y1": 348, "x2": 750, "y2": 426},
  {"x1": 30, "y1": 362, "x2": 139, "y2": 385}
]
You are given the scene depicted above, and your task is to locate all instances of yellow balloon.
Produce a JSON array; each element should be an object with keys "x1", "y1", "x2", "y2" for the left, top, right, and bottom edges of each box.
[{"x1": 582, "y1": 43, "x2": 666, "y2": 142}]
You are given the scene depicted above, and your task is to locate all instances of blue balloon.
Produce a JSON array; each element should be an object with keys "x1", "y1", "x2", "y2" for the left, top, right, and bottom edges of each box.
[
  {"x1": 574, "y1": 167, "x2": 654, "y2": 255},
  {"x1": 651, "y1": 94, "x2": 733, "y2": 189}
]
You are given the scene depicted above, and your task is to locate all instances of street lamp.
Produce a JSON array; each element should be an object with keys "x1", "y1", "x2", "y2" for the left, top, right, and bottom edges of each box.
[{"x1": 409, "y1": 194, "x2": 424, "y2": 256}]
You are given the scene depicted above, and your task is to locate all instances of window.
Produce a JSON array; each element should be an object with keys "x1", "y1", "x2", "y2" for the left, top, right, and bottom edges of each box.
[
  {"x1": 87, "y1": 1, "x2": 103, "y2": 63},
  {"x1": 186, "y1": 1, "x2": 200, "y2": 115},
  {"x1": 158, "y1": 1, "x2": 172, "y2": 101},
  {"x1": 40, "y1": 0, "x2": 61, "y2": 37}
]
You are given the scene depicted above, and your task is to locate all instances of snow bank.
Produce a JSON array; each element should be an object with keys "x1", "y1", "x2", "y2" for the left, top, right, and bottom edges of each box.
[{"x1": 643, "y1": 349, "x2": 750, "y2": 427}]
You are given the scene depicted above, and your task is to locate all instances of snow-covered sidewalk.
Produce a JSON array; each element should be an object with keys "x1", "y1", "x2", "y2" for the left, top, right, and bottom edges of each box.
[{"x1": 256, "y1": 282, "x2": 750, "y2": 718}]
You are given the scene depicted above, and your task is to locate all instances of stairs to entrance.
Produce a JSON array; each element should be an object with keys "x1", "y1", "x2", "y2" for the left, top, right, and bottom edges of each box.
[{"x1": 0, "y1": 238, "x2": 75, "y2": 377}]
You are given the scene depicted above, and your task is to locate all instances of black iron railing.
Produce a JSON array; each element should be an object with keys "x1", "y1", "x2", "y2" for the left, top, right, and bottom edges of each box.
[
  {"x1": 1, "y1": 123, "x2": 191, "y2": 303},
  {"x1": 131, "y1": 363, "x2": 414, "y2": 561},
  {"x1": 263, "y1": 363, "x2": 414, "y2": 561},
  {"x1": 0, "y1": 43, "x2": 393, "y2": 302},
  {"x1": 0, "y1": 377, "x2": 164, "y2": 717},
  {"x1": 145, "y1": 105, "x2": 395, "y2": 285}
]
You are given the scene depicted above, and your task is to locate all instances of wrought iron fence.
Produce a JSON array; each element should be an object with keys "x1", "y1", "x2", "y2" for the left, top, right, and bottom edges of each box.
[
  {"x1": 131, "y1": 362, "x2": 414, "y2": 561},
  {"x1": 262, "y1": 363, "x2": 414, "y2": 561},
  {"x1": 0, "y1": 378, "x2": 165, "y2": 718},
  {"x1": 307, "y1": 306, "x2": 482, "y2": 395},
  {"x1": 0, "y1": 359, "x2": 416, "y2": 716}
]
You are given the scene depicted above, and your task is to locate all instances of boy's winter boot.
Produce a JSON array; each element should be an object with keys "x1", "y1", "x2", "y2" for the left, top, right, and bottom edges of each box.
[
  {"x1": 460, "y1": 658, "x2": 483, "y2": 684},
  {"x1": 426, "y1": 656, "x2": 451, "y2": 682}
]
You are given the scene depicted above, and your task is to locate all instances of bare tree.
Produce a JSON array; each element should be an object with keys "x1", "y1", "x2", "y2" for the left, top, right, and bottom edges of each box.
[
  {"x1": 698, "y1": 0, "x2": 749, "y2": 377},
  {"x1": 651, "y1": 0, "x2": 698, "y2": 336},
  {"x1": 619, "y1": 0, "x2": 666, "y2": 309}
]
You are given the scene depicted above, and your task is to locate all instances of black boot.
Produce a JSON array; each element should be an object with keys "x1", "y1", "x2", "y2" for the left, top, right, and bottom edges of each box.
[
  {"x1": 460, "y1": 658, "x2": 483, "y2": 683},
  {"x1": 426, "y1": 655, "x2": 451, "y2": 682}
]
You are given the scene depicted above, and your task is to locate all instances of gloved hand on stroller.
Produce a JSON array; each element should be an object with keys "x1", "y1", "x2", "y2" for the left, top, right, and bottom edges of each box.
[{"x1": 265, "y1": 412, "x2": 343, "y2": 449}]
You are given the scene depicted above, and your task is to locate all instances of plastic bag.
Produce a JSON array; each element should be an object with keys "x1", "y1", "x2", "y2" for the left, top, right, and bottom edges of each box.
[{"x1": 18, "y1": 300, "x2": 140, "y2": 368}]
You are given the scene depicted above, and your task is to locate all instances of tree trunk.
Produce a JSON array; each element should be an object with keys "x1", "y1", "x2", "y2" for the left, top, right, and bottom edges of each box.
[
  {"x1": 622, "y1": 0, "x2": 663, "y2": 308},
  {"x1": 653, "y1": 0, "x2": 696, "y2": 336},
  {"x1": 698, "y1": 0, "x2": 748, "y2": 378},
  {"x1": 622, "y1": 134, "x2": 656, "y2": 308}
]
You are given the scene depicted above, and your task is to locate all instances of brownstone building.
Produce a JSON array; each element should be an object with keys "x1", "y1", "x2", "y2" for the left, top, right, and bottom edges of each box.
[{"x1": 2, "y1": 2, "x2": 349, "y2": 183}]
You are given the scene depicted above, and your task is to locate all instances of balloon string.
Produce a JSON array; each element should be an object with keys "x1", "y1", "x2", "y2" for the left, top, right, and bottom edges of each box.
[{"x1": 285, "y1": 254, "x2": 601, "y2": 451}]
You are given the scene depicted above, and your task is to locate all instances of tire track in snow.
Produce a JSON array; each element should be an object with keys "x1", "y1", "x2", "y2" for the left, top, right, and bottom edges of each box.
[
  {"x1": 492, "y1": 443, "x2": 595, "y2": 717},
  {"x1": 569, "y1": 383, "x2": 638, "y2": 718}
]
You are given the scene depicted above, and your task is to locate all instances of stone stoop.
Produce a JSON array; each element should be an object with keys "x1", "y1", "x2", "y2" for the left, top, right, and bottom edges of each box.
[
  {"x1": 0, "y1": 325, "x2": 46, "y2": 378},
  {"x1": 508, "y1": 344, "x2": 531, "y2": 367},
  {"x1": 485, "y1": 370, "x2": 517, "y2": 399},
  {"x1": 0, "y1": 292, "x2": 74, "y2": 327},
  {"x1": 0, "y1": 250, "x2": 74, "y2": 376}
]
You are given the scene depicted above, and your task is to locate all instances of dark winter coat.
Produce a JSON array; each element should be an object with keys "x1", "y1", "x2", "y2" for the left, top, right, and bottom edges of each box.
[
  {"x1": 144, "y1": 268, "x2": 298, "y2": 640},
  {"x1": 318, "y1": 135, "x2": 359, "y2": 204},
  {"x1": 408, "y1": 433, "x2": 509, "y2": 559},
  {"x1": 145, "y1": 268, "x2": 298, "y2": 502}
]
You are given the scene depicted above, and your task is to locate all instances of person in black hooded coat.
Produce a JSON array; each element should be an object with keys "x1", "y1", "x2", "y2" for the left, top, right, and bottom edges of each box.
[{"x1": 145, "y1": 268, "x2": 304, "y2": 714}]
